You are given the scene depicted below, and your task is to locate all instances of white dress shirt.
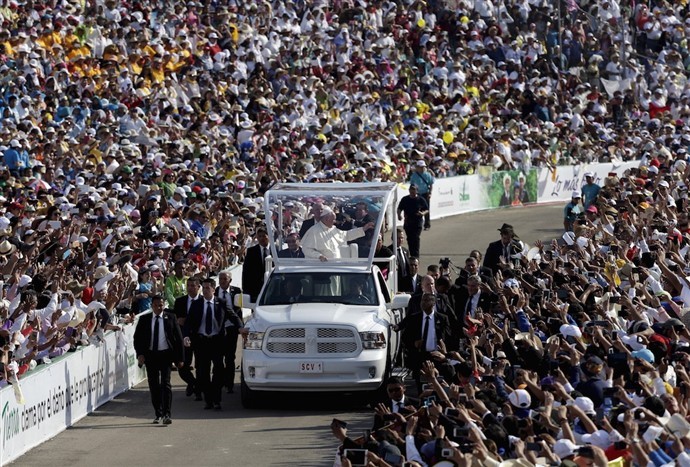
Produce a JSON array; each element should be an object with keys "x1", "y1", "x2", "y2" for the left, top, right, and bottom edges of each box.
[
  {"x1": 187, "y1": 294, "x2": 200, "y2": 312},
  {"x1": 199, "y1": 300, "x2": 220, "y2": 336},
  {"x1": 466, "y1": 292, "x2": 480, "y2": 318},
  {"x1": 392, "y1": 396, "x2": 407, "y2": 413},
  {"x1": 150, "y1": 314, "x2": 169, "y2": 351},
  {"x1": 218, "y1": 288, "x2": 235, "y2": 328},
  {"x1": 421, "y1": 311, "x2": 437, "y2": 352}
]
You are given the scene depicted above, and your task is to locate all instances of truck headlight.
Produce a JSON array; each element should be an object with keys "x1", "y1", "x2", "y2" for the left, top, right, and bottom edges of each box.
[
  {"x1": 359, "y1": 332, "x2": 386, "y2": 349},
  {"x1": 244, "y1": 332, "x2": 265, "y2": 350}
]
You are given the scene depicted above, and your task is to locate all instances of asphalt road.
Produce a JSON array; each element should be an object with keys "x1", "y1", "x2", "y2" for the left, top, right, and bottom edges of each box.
[{"x1": 14, "y1": 203, "x2": 565, "y2": 467}]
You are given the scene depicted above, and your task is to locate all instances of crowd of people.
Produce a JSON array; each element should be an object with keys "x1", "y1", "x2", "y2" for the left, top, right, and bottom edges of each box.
[
  {"x1": 0, "y1": 0, "x2": 689, "y2": 462},
  {"x1": 331, "y1": 161, "x2": 690, "y2": 466}
]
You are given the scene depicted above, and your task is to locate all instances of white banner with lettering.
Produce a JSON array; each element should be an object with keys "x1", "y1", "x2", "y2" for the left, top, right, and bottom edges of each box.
[
  {"x1": 397, "y1": 175, "x2": 488, "y2": 220},
  {"x1": 535, "y1": 161, "x2": 639, "y2": 204},
  {"x1": 430, "y1": 174, "x2": 488, "y2": 219},
  {"x1": 0, "y1": 323, "x2": 145, "y2": 465}
]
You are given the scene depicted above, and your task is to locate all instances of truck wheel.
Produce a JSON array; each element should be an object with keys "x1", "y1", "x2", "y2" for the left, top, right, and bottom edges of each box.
[
  {"x1": 240, "y1": 370, "x2": 260, "y2": 409},
  {"x1": 370, "y1": 355, "x2": 393, "y2": 405}
]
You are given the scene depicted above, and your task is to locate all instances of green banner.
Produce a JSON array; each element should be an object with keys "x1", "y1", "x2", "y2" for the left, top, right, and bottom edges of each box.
[{"x1": 487, "y1": 169, "x2": 538, "y2": 208}]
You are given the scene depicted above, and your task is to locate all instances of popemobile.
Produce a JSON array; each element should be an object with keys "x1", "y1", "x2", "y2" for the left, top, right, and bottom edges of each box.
[{"x1": 237, "y1": 183, "x2": 411, "y2": 407}]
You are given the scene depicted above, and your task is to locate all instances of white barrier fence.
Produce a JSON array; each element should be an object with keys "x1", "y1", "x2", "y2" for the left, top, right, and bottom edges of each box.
[
  {"x1": 0, "y1": 322, "x2": 146, "y2": 465},
  {"x1": 421, "y1": 162, "x2": 640, "y2": 220},
  {"x1": 535, "y1": 161, "x2": 638, "y2": 205}
]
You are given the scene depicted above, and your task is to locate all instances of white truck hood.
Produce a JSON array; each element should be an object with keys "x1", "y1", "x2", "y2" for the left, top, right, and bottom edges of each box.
[{"x1": 252, "y1": 303, "x2": 384, "y2": 331}]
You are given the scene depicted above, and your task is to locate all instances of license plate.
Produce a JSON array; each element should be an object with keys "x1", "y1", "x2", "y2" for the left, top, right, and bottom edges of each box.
[{"x1": 299, "y1": 362, "x2": 323, "y2": 373}]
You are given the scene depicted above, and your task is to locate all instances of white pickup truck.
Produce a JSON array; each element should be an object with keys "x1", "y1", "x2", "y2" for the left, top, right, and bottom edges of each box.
[{"x1": 238, "y1": 183, "x2": 410, "y2": 407}]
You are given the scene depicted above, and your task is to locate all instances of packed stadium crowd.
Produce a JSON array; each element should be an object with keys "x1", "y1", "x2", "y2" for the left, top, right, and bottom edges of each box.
[{"x1": 0, "y1": 0, "x2": 690, "y2": 464}]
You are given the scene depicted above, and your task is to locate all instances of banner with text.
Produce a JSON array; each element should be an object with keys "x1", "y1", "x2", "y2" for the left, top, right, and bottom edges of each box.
[
  {"x1": 429, "y1": 175, "x2": 488, "y2": 219},
  {"x1": 536, "y1": 162, "x2": 639, "y2": 204},
  {"x1": 0, "y1": 323, "x2": 145, "y2": 465}
]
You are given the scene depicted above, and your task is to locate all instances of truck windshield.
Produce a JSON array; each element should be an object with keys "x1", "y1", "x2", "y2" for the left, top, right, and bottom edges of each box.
[{"x1": 260, "y1": 272, "x2": 379, "y2": 306}]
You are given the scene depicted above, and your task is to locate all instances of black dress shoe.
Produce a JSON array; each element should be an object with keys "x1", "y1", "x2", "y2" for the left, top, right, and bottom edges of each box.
[
  {"x1": 162, "y1": 416, "x2": 172, "y2": 425},
  {"x1": 213, "y1": 403, "x2": 222, "y2": 411},
  {"x1": 186, "y1": 385, "x2": 194, "y2": 397},
  {"x1": 204, "y1": 403, "x2": 213, "y2": 410}
]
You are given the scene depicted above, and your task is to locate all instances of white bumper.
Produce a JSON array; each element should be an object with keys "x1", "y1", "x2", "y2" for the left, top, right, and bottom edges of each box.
[{"x1": 243, "y1": 349, "x2": 388, "y2": 392}]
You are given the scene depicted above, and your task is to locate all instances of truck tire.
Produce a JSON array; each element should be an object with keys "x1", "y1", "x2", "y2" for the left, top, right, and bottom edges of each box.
[
  {"x1": 240, "y1": 370, "x2": 260, "y2": 409},
  {"x1": 370, "y1": 354, "x2": 392, "y2": 404}
]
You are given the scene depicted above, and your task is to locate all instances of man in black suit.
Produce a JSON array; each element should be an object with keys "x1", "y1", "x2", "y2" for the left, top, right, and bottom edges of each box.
[
  {"x1": 134, "y1": 295, "x2": 184, "y2": 425},
  {"x1": 393, "y1": 293, "x2": 453, "y2": 388},
  {"x1": 469, "y1": 250, "x2": 494, "y2": 277},
  {"x1": 388, "y1": 228, "x2": 410, "y2": 290},
  {"x1": 399, "y1": 257, "x2": 421, "y2": 294},
  {"x1": 242, "y1": 228, "x2": 270, "y2": 302},
  {"x1": 455, "y1": 256, "x2": 493, "y2": 288},
  {"x1": 373, "y1": 234, "x2": 394, "y2": 275},
  {"x1": 186, "y1": 278, "x2": 228, "y2": 410},
  {"x1": 484, "y1": 223, "x2": 519, "y2": 275},
  {"x1": 276, "y1": 232, "x2": 305, "y2": 258},
  {"x1": 281, "y1": 276, "x2": 306, "y2": 303},
  {"x1": 298, "y1": 202, "x2": 323, "y2": 239},
  {"x1": 452, "y1": 274, "x2": 496, "y2": 331},
  {"x1": 173, "y1": 277, "x2": 202, "y2": 400},
  {"x1": 406, "y1": 275, "x2": 452, "y2": 318},
  {"x1": 372, "y1": 376, "x2": 420, "y2": 430},
  {"x1": 397, "y1": 184, "x2": 428, "y2": 258},
  {"x1": 215, "y1": 271, "x2": 244, "y2": 394}
]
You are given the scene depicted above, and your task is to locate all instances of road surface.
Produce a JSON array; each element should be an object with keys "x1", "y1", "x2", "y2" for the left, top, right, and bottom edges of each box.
[{"x1": 14, "y1": 203, "x2": 565, "y2": 467}]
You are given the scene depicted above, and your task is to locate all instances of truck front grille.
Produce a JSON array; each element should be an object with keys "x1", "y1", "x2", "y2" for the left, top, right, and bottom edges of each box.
[{"x1": 264, "y1": 326, "x2": 359, "y2": 356}]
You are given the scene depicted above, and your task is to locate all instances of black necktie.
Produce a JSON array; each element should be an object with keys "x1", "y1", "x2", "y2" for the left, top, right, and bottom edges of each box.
[
  {"x1": 261, "y1": 247, "x2": 267, "y2": 262},
  {"x1": 398, "y1": 248, "x2": 407, "y2": 275},
  {"x1": 422, "y1": 316, "x2": 430, "y2": 350},
  {"x1": 205, "y1": 301, "x2": 213, "y2": 335},
  {"x1": 223, "y1": 290, "x2": 227, "y2": 302},
  {"x1": 152, "y1": 315, "x2": 160, "y2": 351}
]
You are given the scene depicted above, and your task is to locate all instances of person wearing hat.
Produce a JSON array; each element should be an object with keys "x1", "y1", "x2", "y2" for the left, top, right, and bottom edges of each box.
[
  {"x1": 133, "y1": 294, "x2": 184, "y2": 424},
  {"x1": 564, "y1": 191, "x2": 582, "y2": 232},
  {"x1": 482, "y1": 223, "x2": 518, "y2": 275},
  {"x1": 397, "y1": 184, "x2": 429, "y2": 258},
  {"x1": 409, "y1": 160, "x2": 434, "y2": 230}
]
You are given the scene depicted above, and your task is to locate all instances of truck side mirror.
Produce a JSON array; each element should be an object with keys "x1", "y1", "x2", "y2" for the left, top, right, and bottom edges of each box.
[
  {"x1": 386, "y1": 294, "x2": 410, "y2": 310},
  {"x1": 235, "y1": 293, "x2": 256, "y2": 311}
]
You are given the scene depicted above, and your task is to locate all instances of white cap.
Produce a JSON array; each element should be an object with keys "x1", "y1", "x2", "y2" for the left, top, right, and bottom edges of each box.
[
  {"x1": 571, "y1": 190, "x2": 581, "y2": 198},
  {"x1": 508, "y1": 389, "x2": 531, "y2": 408},
  {"x1": 553, "y1": 439, "x2": 578, "y2": 459},
  {"x1": 560, "y1": 324, "x2": 582, "y2": 338},
  {"x1": 574, "y1": 396, "x2": 595, "y2": 414},
  {"x1": 581, "y1": 429, "x2": 611, "y2": 449},
  {"x1": 18, "y1": 274, "x2": 32, "y2": 287}
]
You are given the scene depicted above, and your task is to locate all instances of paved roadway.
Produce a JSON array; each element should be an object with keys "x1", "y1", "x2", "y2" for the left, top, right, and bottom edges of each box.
[{"x1": 14, "y1": 203, "x2": 565, "y2": 467}]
